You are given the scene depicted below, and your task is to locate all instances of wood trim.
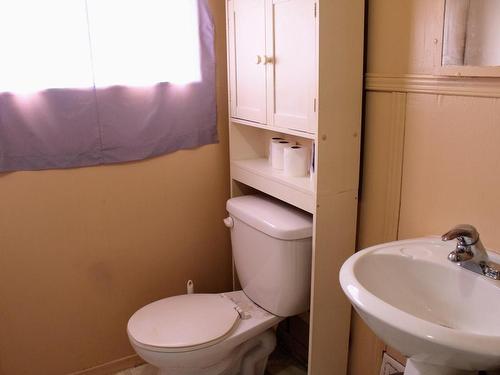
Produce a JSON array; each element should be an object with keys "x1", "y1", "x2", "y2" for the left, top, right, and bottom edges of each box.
[
  {"x1": 382, "y1": 92, "x2": 406, "y2": 241},
  {"x1": 67, "y1": 355, "x2": 144, "y2": 375},
  {"x1": 434, "y1": 65, "x2": 500, "y2": 78},
  {"x1": 365, "y1": 73, "x2": 500, "y2": 98}
]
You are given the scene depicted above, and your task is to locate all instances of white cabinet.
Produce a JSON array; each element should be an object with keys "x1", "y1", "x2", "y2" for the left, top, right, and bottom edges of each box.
[
  {"x1": 226, "y1": 1, "x2": 365, "y2": 373},
  {"x1": 268, "y1": 0, "x2": 317, "y2": 133},
  {"x1": 227, "y1": 0, "x2": 267, "y2": 124},
  {"x1": 227, "y1": 0, "x2": 317, "y2": 134}
]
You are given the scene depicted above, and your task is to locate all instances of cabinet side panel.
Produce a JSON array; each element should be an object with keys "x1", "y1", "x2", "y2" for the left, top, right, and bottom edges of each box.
[
  {"x1": 309, "y1": 0, "x2": 365, "y2": 374},
  {"x1": 310, "y1": 191, "x2": 359, "y2": 375}
]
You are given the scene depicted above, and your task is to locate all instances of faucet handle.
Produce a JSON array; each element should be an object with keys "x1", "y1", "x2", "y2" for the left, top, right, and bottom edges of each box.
[{"x1": 441, "y1": 224, "x2": 479, "y2": 245}]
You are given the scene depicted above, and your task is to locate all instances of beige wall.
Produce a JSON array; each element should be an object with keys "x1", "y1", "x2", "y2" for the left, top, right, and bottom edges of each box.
[
  {"x1": 0, "y1": 2, "x2": 232, "y2": 374},
  {"x1": 350, "y1": 0, "x2": 500, "y2": 374}
]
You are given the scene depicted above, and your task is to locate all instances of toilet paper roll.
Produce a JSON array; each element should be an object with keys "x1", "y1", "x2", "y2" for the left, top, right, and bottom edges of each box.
[
  {"x1": 271, "y1": 140, "x2": 293, "y2": 170},
  {"x1": 268, "y1": 137, "x2": 284, "y2": 164},
  {"x1": 284, "y1": 145, "x2": 309, "y2": 177}
]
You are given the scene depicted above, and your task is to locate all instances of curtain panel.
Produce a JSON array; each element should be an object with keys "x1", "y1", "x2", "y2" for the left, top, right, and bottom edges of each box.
[{"x1": 0, "y1": 0, "x2": 217, "y2": 172}]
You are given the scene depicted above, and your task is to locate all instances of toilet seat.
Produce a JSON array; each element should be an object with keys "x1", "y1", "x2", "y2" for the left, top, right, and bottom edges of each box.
[{"x1": 127, "y1": 294, "x2": 240, "y2": 353}]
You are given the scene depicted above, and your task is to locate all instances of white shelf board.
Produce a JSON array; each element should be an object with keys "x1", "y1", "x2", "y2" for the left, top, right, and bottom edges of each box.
[
  {"x1": 231, "y1": 118, "x2": 317, "y2": 140},
  {"x1": 231, "y1": 158, "x2": 315, "y2": 213}
]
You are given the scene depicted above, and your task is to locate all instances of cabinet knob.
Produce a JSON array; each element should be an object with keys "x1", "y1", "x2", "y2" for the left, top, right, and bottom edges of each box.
[
  {"x1": 256, "y1": 55, "x2": 273, "y2": 65},
  {"x1": 263, "y1": 55, "x2": 273, "y2": 65}
]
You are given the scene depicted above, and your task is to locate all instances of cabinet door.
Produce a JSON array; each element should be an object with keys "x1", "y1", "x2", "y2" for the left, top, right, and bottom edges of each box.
[
  {"x1": 227, "y1": 0, "x2": 267, "y2": 124},
  {"x1": 268, "y1": 0, "x2": 317, "y2": 133}
]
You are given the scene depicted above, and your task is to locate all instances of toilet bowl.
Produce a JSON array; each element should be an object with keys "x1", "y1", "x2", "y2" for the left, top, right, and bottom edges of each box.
[
  {"x1": 128, "y1": 291, "x2": 282, "y2": 375},
  {"x1": 127, "y1": 195, "x2": 313, "y2": 375}
]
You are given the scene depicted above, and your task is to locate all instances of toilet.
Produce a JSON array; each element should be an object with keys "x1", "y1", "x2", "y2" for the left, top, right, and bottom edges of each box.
[{"x1": 127, "y1": 195, "x2": 313, "y2": 375}]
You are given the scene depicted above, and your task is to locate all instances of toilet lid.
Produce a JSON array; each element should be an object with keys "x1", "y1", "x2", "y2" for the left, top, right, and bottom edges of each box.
[{"x1": 127, "y1": 294, "x2": 240, "y2": 351}]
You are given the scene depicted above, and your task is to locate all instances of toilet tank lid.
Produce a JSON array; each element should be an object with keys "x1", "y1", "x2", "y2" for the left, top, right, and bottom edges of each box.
[{"x1": 226, "y1": 195, "x2": 313, "y2": 240}]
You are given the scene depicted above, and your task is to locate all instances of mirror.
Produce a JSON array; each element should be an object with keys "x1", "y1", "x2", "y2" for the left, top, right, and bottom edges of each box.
[{"x1": 443, "y1": 0, "x2": 500, "y2": 67}]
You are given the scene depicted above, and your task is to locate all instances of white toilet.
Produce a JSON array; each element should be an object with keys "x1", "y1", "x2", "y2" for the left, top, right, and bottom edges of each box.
[{"x1": 127, "y1": 195, "x2": 313, "y2": 375}]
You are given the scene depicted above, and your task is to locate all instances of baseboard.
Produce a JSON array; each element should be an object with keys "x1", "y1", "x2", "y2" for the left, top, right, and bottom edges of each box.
[{"x1": 67, "y1": 354, "x2": 144, "y2": 375}]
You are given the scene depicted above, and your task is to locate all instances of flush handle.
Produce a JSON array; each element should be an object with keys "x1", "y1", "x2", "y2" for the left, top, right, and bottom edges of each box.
[{"x1": 223, "y1": 217, "x2": 234, "y2": 228}]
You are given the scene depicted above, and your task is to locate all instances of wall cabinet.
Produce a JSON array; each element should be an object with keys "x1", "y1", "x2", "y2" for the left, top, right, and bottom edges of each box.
[
  {"x1": 227, "y1": 0, "x2": 317, "y2": 134},
  {"x1": 227, "y1": 0, "x2": 267, "y2": 123},
  {"x1": 226, "y1": 1, "x2": 365, "y2": 374}
]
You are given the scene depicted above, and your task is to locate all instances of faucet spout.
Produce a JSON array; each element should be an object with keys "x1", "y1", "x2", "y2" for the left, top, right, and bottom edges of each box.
[
  {"x1": 441, "y1": 224, "x2": 479, "y2": 244},
  {"x1": 441, "y1": 224, "x2": 499, "y2": 280}
]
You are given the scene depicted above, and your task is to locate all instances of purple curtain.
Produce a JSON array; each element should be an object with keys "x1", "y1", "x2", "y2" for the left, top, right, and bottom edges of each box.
[{"x1": 0, "y1": 0, "x2": 217, "y2": 172}]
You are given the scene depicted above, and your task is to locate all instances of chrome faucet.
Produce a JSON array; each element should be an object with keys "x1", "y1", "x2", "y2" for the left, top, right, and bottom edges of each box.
[{"x1": 442, "y1": 224, "x2": 500, "y2": 280}]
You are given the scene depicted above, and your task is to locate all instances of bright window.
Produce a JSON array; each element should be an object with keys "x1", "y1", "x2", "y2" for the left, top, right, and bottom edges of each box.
[{"x1": 0, "y1": 0, "x2": 200, "y2": 94}]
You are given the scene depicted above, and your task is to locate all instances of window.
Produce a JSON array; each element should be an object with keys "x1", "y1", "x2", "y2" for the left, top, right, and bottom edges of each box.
[
  {"x1": 0, "y1": 0, "x2": 217, "y2": 173},
  {"x1": 0, "y1": 0, "x2": 201, "y2": 94}
]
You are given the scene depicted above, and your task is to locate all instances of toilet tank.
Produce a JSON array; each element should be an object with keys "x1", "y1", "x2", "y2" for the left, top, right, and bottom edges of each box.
[{"x1": 226, "y1": 195, "x2": 313, "y2": 317}]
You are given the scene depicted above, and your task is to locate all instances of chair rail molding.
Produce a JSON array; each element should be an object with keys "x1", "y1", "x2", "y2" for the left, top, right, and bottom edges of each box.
[{"x1": 366, "y1": 73, "x2": 500, "y2": 98}]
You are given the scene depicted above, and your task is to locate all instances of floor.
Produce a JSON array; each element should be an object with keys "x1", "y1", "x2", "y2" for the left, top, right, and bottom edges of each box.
[
  {"x1": 114, "y1": 348, "x2": 307, "y2": 375},
  {"x1": 265, "y1": 348, "x2": 307, "y2": 375},
  {"x1": 114, "y1": 365, "x2": 500, "y2": 375},
  {"x1": 114, "y1": 364, "x2": 156, "y2": 375}
]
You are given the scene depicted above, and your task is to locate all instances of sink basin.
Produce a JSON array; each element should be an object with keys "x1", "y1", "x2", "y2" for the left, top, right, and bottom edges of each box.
[{"x1": 339, "y1": 237, "x2": 500, "y2": 375}]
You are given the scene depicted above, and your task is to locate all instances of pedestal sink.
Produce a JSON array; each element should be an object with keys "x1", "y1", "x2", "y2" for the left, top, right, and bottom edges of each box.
[{"x1": 339, "y1": 237, "x2": 500, "y2": 375}]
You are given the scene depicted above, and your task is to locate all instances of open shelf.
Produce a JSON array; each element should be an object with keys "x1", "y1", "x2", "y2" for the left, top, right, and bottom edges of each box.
[
  {"x1": 231, "y1": 118, "x2": 317, "y2": 140},
  {"x1": 231, "y1": 158, "x2": 315, "y2": 213},
  {"x1": 232, "y1": 159, "x2": 313, "y2": 193}
]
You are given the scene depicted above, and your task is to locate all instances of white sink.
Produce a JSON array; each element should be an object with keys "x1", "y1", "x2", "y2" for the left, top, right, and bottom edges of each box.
[{"x1": 339, "y1": 237, "x2": 500, "y2": 375}]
